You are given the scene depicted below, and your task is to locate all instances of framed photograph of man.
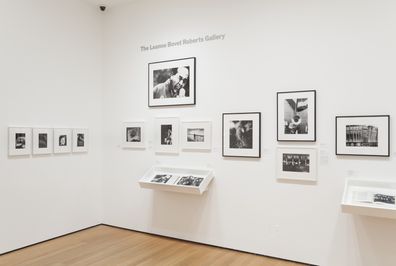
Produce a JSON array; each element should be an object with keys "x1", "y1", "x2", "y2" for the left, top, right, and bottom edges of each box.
[
  {"x1": 155, "y1": 117, "x2": 179, "y2": 153},
  {"x1": 8, "y1": 127, "x2": 32, "y2": 156},
  {"x1": 33, "y1": 128, "x2": 53, "y2": 155},
  {"x1": 181, "y1": 121, "x2": 211, "y2": 150},
  {"x1": 148, "y1": 57, "x2": 196, "y2": 107},
  {"x1": 277, "y1": 90, "x2": 316, "y2": 142},
  {"x1": 122, "y1": 122, "x2": 145, "y2": 149},
  {"x1": 277, "y1": 147, "x2": 317, "y2": 181},
  {"x1": 72, "y1": 128, "x2": 89, "y2": 153},
  {"x1": 222, "y1": 112, "x2": 261, "y2": 158},
  {"x1": 336, "y1": 115, "x2": 390, "y2": 157},
  {"x1": 53, "y1": 128, "x2": 72, "y2": 154}
]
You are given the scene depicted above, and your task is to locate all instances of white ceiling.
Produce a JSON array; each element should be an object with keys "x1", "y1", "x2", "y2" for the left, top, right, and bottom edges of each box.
[{"x1": 83, "y1": 0, "x2": 135, "y2": 7}]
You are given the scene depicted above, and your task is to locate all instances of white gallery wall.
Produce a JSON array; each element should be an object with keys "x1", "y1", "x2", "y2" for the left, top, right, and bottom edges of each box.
[{"x1": 0, "y1": 0, "x2": 103, "y2": 253}]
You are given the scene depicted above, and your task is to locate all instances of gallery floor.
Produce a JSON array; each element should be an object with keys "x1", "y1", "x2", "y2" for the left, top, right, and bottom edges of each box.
[{"x1": 0, "y1": 225, "x2": 307, "y2": 266}]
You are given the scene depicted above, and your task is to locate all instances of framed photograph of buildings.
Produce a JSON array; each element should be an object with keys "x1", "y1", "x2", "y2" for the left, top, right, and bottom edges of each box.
[
  {"x1": 148, "y1": 57, "x2": 196, "y2": 107},
  {"x1": 277, "y1": 147, "x2": 317, "y2": 181},
  {"x1": 155, "y1": 117, "x2": 179, "y2": 153},
  {"x1": 336, "y1": 115, "x2": 390, "y2": 157},
  {"x1": 181, "y1": 121, "x2": 211, "y2": 150},
  {"x1": 277, "y1": 90, "x2": 316, "y2": 142},
  {"x1": 53, "y1": 128, "x2": 72, "y2": 154},
  {"x1": 8, "y1": 127, "x2": 32, "y2": 156},
  {"x1": 72, "y1": 128, "x2": 89, "y2": 153},
  {"x1": 222, "y1": 112, "x2": 261, "y2": 158},
  {"x1": 33, "y1": 128, "x2": 53, "y2": 155},
  {"x1": 122, "y1": 122, "x2": 145, "y2": 149}
]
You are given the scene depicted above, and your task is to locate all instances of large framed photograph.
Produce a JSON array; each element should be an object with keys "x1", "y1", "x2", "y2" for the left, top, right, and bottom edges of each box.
[
  {"x1": 277, "y1": 147, "x2": 317, "y2": 181},
  {"x1": 8, "y1": 127, "x2": 32, "y2": 156},
  {"x1": 33, "y1": 128, "x2": 53, "y2": 155},
  {"x1": 277, "y1": 90, "x2": 316, "y2": 142},
  {"x1": 72, "y1": 128, "x2": 89, "y2": 153},
  {"x1": 336, "y1": 115, "x2": 390, "y2": 157},
  {"x1": 222, "y1": 112, "x2": 261, "y2": 158},
  {"x1": 181, "y1": 121, "x2": 211, "y2": 150},
  {"x1": 155, "y1": 117, "x2": 179, "y2": 153},
  {"x1": 122, "y1": 122, "x2": 145, "y2": 149},
  {"x1": 53, "y1": 128, "x2": 72, "y2": 154},
  {"x1": 148, "y1": 57, "x2": 196, "y2": 107}
]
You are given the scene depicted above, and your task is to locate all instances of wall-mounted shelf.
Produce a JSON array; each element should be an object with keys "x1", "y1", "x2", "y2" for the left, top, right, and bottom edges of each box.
[
  {"x1": 341, "y1": 178, "x2": 396, "y2": 219},
  {"x1": 139, "y1": 166, "x2": 214, "y2": 195}
]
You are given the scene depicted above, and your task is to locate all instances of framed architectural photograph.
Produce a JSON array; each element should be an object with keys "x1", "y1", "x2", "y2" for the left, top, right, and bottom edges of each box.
[
  {"x1": 181, "y1": 121, "x2": 211, "y2": 150},
  {"x1": 336, "y1": 115, "x2": 390, "y2": 157},
  {"x1": 148, "y1": 57, "x2": 196, "y2": 107},
  {"x1": 53, "y1": 128, "x2": 72, "y2": 154},
  {"x1": 155, "y1": 117, "x2": 179, "y2": 153},
  {"x1": 222, "y1": 112, "x2": 261, "y2": 158},
  {"x1": 8, "y1": 127, "x2": 32, "y2": 156},
  {"x1": 72, "y1": 128, "x2": 89, "y2": 153},
  {"x1": 33, "y1": 128, "x2": 53, "y2": 155},
  {"x1": 277, "y1": 147, "x2": 317, "y2": 181},
  {"x1": 277, "y1": 90, "x2": 316, "y2": 142},
  {"x1": 122, "y1": 122, "x2": 145, "y2": 149}
]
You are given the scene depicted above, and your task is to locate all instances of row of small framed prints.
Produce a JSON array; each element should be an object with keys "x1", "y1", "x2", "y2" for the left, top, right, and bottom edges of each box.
[{"x1": 8, "y1": 127, "x2": 89, "y2": 156}]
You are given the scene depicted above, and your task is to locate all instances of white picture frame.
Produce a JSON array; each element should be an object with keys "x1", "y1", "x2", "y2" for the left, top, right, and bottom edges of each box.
[
  {"x1": 72, "y1": 128, "x2": 89, "y2": 153},
  {"x1": 155, "y1": 117, "x2": 179, "y2": 154},
  {"x1": 53, "y1": 128, "x2": 72, "y2": 154},
  {"x1": 277, "y1": 146, "x2": 317, "y2": 181},
  {"x1": 122, "y1": 122, "x2": 145, "y2": 149},
  {"x1": 8, "y1": 127, "x2": 32, "y2": 156},
  {"x1": 32, "y1": 128, "x2": 53, "y2": 155},
  {"x1": 181, "y1": 121, "x2": 211, "y2": 150}
]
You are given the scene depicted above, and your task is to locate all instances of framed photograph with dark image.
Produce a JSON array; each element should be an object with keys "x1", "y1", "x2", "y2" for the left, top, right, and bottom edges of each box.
[
  {"x1": 9, "y1": 127, "x2": 32, "y2": 156},
  {"x1": 148, "y1": 57, "x2": 196, "y2": 107},
  {"x1": 222, "y1": 112, "x2": 261, "y2": 158},
  {"x1": 181, "y1": 121, "x2": 211, "y2": 150},
  {"x1": 176, "y1": 176, "x2": 204, "y2": 187},
  {"x1": 336, "y1": 115, "x2": 390, "y2": 157},
  {"x1": 277, "y1": 90, "x2": 316, "y2": 142},
  {"x1": 277, "y1": 146, "x2": 317, "y2": 181},
  {"x1": 33, "y1": 128, "x2": 53, "y2": 155},
  {"x1": 122, "y1": 122, "x2": 145, "y2": 149},
  {"x1": 73, "y1": 128, "x2": 89, "y2": 153},
  {"x1": 53, "y1": 128, "x2": 72, "y2": 154},
  {"x1": 155, "y1": 117, "x2": 179, "y2": 153}
]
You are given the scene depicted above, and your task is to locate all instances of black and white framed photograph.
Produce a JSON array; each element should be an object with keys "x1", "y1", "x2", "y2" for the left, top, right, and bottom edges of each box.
[
  {"x1": 155, "y1": 117, "x2": 179, "y2": 153},
  {"x1": 148, "y1": 57, "x2": 196, "y2": 107},
  {"x1": 277, "y1": 90, "x2": 316, "y2": 142},
  {"x1": 176, "y1": 176, "x2": 204, "y2": 187},
  {"x1": 33, "y1": 128, "x2": 53, "y2": 155},
  {"x1": 336, "y1": 115, "x2": 390, "y2": 157},
  {"x1": 222, "y1": 112, "x2": 261, "y2": 158},
  {"x1": 122, "y1": 121, "x2": 145, "y2": 149},
  {"x1": 181, "y1": 121, "x2": 211, "y2": 150},
  {"x1": 277, "y1": 147, "x2": 317, "y2": 181},
  {"x1": 53, "y1": 128, "x2": 72, "y2": 154},
  {"x1": 72, "y1": 128, "x2": 89, "y2": 153},
  {"x1": 8, "y1": 127, "x2": 32, "y2": 156}
]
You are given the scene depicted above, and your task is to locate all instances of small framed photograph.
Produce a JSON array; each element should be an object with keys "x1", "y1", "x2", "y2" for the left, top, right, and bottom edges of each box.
[
  {"x1": 148, "y1": 57, "x2": 196, "y2": 107},
  {"x1": 53, "y1": 128, "x2": 72, "y2": 154},
  {"x1": 336, "y1": 115, "x2": 390, "y2": 157},
  {"x1": 155, "y1": 117, "x2": 179, "y2": 153},
  {"x1": 8, "y1": 127, "x2": 32, "y2": 156},
  {"x1": 222, "y1": 112, "x2": 261, "y2": 158},
  {"x1": 73, "y1": 128, "x2": 89, "y2": 153},
  {"x1": 33, "y1": 128, "x2": 53, "y2": 155},
  {"x1": 181, "y1": 121, "x2": 211, "y2": 150},
  {"x1": 277, "y1": 90, "x2": 316, "y2": 142},
  {"x1": 122, "y1": 122, "x2": 145, "y2": 149},
  {"x1": 277, "y1": 147, "x2": 317, "y2": 181}
]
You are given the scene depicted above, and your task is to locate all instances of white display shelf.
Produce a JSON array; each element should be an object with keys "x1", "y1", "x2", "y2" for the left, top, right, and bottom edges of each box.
[
  {"x1": 341, "y1": 178, "x2": 396, "y2": 219},
  {"x1": 139, "y1": 166, "x2": 214, "y2": 195}
]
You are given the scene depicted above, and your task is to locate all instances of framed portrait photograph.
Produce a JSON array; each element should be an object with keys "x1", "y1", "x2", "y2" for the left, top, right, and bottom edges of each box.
[
  {"x1": 155, "y1": 117, "x2": 179, "y2": 153},
  {"x1": 8, "y1": 127, "x2": 32, "y2": 156},
  {"x1": 122, "y1": 122, "x2": 145, "y2": 149},
  {"x1": 277, "y1": 90, "x2": 316, "y2": 142},
  {"x1": 181, "y1": 121, "x2": 211, "y2": 150},
  {"x1": 148, "y1": 57, "x2": 196, "y2": 107},
  {"x1": 53, "y1": 128, "x2": 72, "y2": 154},
  {"x1": 277, "y1": 147, "x2": 317, "y2": 181},
  {"x1": 222, "y1": 112, "x2": 261, "y2": 158},
  {"x1": 72, "y1": 128, "x2": 89, "y2": 153},
  {"x1": 33, "y1": 128, "x2": 53, "y2": 155},
  {"x1": 336, "y1": 115, "x2": 390, "y2": 157}
]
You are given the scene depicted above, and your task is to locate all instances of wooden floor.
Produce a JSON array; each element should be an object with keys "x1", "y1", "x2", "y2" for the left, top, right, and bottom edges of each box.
[{"x1": 0, "y1": 225, "x2": 308, "y2": 266}]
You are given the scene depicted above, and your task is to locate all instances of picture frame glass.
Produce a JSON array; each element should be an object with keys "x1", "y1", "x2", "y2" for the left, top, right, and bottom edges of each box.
[
  {"x1": 181, "y1": 121, "x2": 211, "y2": 150},
  {"x1": 155, "y1": 117, "x2": 179, "y2": 153},
  {"x1": 53, "y1": 129, "x2": 72, "y2": 154},
  {"x1": 123, "y1": 122, "x2": 145, "y2": 149},
  {"x1": 33, "y1": 128, "x2": 53, "y2": 155},
  {"x1": 277, "y1": 147, "x2": 317, "y2": 181},
  {"x1": 9, "y1": 127, "x2": 32, "y2": 156},
  {"x1": 73, "y1": 128, "x2": 89, "y2": 153}
]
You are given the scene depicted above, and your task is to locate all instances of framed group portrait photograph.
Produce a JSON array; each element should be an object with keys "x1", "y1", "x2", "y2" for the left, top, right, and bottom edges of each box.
[
  {"x1": 222, "y1": 112, "x2": 261, "y2": 158},
  {"x1": 336, "y1": 115, "x2": 390, "y2": 157},
  {"x1": 148, "y1": 57, "x2": 196, "y2": 107},
  {"x1": 277, "y1": 90, "x2": 316, "y2": 142},
  {"x1": 53, "y1": 128, "x2": 72, "y2": 154},
  {"x1": 33, "y1": 128, "x2": 53, "y2": 155},
  {"x1": 155, "y1": 117, "x2": 179, "y2": 153},
  {"x1": 277, "y1": 146, "x2": 317, "y2": 181},
  {"x1": 122, "y1": 122, "x2": 145, "y2": 149},
  {"x1": 72, "y1": 128, "x2": 89, "y2": 153},
  {"x1": 181, "y1": 121, "x2": 212, "y2": 150},
  {"x1": 8, "y1": 127, "x2": 32, "y2": 156}
]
